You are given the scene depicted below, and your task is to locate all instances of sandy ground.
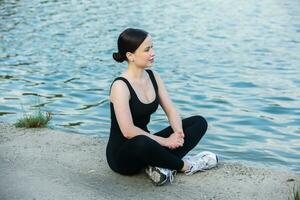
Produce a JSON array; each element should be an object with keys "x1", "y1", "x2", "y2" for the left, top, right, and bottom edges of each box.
[{"x1": 0, "y1": 121, "x2": 299, "y2": 200}]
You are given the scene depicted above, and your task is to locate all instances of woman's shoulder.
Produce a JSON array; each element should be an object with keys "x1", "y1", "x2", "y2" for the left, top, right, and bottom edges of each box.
[
  {"x1": 109, "y1": 75, "x2": 130, "y2": 94},
  {"x1": 110, "y1": 77, "x2": 128, "y2": 89},
  {"x1": 109, "y1": 78, "x2": 130, "y2": 103}
]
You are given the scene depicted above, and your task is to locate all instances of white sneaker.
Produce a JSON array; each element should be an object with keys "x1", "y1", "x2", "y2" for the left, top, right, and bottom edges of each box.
[
  {"x1": 183, "y1": 151, "x2": 218, "y2": 175},
  {"x1": 145, "y1": 166, "x2": 176, "y2": 186}
]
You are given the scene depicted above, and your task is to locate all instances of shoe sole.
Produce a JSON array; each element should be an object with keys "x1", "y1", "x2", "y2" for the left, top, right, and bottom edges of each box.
[{"x1": 145, "y1": 168, "x2": 168, "y2": 186}]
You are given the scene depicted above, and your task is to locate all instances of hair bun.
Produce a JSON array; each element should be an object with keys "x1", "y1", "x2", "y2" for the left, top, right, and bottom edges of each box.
[{"x1": 112, "y1": 52, "x2": 124, "y2": 63}]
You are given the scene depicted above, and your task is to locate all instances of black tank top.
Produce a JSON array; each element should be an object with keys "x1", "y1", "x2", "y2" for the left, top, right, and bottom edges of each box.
[{"x1": 106, "y1": 69, "x2": 160, "y2": 167}]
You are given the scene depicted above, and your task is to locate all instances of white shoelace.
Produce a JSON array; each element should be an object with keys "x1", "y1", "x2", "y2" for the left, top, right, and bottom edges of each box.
[
  {"x1": 157, "y1": 167, "x2": 176, "y2": 184},
  {"x1": 169, "y1": 170, "x2": 177, "y2": 184}
]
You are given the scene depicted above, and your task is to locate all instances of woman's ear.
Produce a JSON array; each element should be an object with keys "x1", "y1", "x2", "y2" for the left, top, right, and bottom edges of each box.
[{"x1": 126, "y1": 52, "x2": 135, "y2": 62}]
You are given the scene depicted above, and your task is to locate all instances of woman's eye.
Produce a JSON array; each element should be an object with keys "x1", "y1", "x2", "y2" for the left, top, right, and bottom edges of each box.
[{"x1": 145, "y1": 46, "x2": 153, "y2": 52}]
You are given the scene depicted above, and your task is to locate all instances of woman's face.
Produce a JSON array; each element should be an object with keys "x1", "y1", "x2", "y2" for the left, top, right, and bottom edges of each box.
[{"x1": 132, "y1": 35, "x2": 155, "y2": 68}]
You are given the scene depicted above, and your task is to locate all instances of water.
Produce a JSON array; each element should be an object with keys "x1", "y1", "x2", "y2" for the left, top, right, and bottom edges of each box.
[{"x1": 1, "y1": 0, "x2": 299, "y2": 172}]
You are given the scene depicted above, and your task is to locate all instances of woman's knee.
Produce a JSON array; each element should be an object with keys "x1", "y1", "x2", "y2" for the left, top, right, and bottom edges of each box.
[
  {"x1": 190, "y1": 115, "x2": 208, "y2": 131},
  {"x1": 190, "y1": 115, "x2": 208, "y2": 134},
  {"x1": 191, "y1": 115, "x2": 208, "y2": 128}
]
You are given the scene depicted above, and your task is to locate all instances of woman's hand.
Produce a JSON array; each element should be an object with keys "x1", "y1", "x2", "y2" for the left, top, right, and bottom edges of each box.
[{"x1": 164, "y1": 130, "x2": 185, "y2": 149}]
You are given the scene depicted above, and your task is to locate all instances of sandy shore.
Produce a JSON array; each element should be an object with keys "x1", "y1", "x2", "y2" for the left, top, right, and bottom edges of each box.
[{"x1": 0, "y1": 121, "x2": 299, "y2": 200}]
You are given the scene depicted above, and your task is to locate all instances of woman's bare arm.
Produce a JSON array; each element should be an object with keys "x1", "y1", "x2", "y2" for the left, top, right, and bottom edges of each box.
[{"x1": 153, "y1": 71, "x2": 183, "y2": 133}]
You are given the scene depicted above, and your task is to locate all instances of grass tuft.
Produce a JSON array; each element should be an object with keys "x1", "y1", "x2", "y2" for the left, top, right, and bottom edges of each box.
[
  {"x1": 15, "y1": 110, "x2": 52, "y2": 128},
  {"x1": 289, "y1": 184, "x2": 300, "y2": 200}
]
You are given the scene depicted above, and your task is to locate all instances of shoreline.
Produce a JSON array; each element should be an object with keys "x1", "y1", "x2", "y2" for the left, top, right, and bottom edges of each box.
[{"x1": 0, "y1": 121, "x2": 299, "y2": 200}]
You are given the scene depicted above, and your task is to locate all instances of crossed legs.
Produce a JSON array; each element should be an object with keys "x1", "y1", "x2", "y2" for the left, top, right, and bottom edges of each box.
[{"x1": 113, "y1": 115, "x2": 207, "y2": 175}]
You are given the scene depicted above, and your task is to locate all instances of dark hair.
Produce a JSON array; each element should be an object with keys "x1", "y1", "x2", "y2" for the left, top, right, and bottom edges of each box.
[{"x1": 112, "y1": 28, "x2": 148, "y2": 63}]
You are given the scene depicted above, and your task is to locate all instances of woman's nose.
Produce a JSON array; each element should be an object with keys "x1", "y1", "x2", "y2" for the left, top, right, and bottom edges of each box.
[{"x1": 150, "y1": 49, "x2": 155, "y2": 57}]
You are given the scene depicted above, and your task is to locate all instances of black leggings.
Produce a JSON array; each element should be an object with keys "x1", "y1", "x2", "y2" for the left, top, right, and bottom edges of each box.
[{"x1": 113, "y1": 115, "x2": 207, "y2": 175}]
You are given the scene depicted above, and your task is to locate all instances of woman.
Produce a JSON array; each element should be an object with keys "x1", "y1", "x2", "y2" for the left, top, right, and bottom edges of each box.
[{"x1": 106, "y1": 28, "x2": 218, "y2": 186}]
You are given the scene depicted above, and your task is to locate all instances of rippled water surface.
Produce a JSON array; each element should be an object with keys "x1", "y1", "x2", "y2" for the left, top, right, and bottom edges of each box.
[{"x1": 1, "y1": 0, "x2": 299, "y2": 171}]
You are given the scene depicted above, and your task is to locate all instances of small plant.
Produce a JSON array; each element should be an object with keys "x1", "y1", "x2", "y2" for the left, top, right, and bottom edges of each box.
[
  {"x1": 15, "y1": 110, "x2": 52, "y2": 128},
  {"x1": 289, "y1": 184, "x2": 300, "y2": 200}
]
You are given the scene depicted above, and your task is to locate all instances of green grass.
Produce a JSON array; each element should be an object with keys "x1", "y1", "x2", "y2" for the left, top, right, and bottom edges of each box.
[
  {"x1": 15, "y1": 110, "x2": 52, "y2": 128},
  {"x1": 289, "y1": 184, "x2": 300, "y2": 200}
]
